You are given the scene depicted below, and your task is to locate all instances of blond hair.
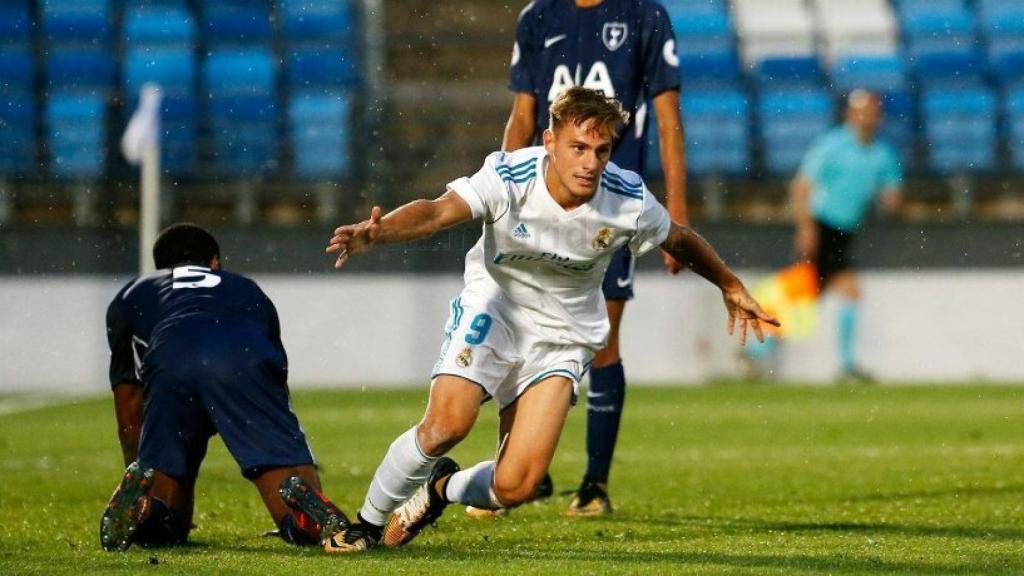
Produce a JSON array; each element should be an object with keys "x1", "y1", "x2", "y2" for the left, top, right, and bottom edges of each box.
[{"x1": 548, "y1": 87, "x2": 630, "y2": 140}]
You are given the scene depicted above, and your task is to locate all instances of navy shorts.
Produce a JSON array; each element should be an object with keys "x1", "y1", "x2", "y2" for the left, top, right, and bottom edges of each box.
[
  {"x1": 601, "y1": 245, "x2": 635, "y2": 301},
  {"x1": 815, "y1": 220, "x2": 856, "y2": 287},
  {"x1": 138, "y1": 321, "x2": 314, "y2": 480}
]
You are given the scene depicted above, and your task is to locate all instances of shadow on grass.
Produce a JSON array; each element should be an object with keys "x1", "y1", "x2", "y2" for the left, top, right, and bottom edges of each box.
[
  {"x1": 642, "y1": 513, "x2": 1024, "y2": 542},
  {"x1": 388, "y1": 545, "x2": 1016, "y2": 574}
]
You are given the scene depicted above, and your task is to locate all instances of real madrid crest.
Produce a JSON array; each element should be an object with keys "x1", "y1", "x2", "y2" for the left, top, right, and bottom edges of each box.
[
  {"x1": 602, "y1": 22, "x2": 628, "y2": 52},
  {"x1": 592, "y1": 227, "x2": 614, "y2": 251},
  {"x1": 456, "y1": 346, "x2": 474, "y2": 368}
]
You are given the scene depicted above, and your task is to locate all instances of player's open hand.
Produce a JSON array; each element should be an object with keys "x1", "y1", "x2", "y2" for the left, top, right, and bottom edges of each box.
[
  {"x1": 661, "y1": 249, "x2": 683, "y2": 275},
  {"x1": 722, "y1": 281, "x2": 780, "y2": 345},
  {"x1": 326, "y1": 206, "x2": 383, "y2": 269}
]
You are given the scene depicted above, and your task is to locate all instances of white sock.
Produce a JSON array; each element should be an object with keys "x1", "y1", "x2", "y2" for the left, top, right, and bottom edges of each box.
[
  {"x1": 444, "y1": 460, "x2": 503, "y2": 509},
  {"x1": 358, "y1": 426, "x2": 437, "y2": 526}
]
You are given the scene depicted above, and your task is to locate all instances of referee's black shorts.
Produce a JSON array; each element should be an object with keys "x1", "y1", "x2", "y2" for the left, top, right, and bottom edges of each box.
[{"x1": 814, "y1": 220, "x2": 856, "y2": 287}]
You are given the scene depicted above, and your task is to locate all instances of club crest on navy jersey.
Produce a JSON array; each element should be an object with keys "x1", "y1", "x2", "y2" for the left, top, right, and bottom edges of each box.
[{"x1": 602, "y1": 22, "x2": 628, "y2": 52}]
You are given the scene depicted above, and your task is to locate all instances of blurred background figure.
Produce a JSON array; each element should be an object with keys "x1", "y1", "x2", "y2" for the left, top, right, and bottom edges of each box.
[{"x1": 790, "y1": 90, "x2": 902, "y2": 382}]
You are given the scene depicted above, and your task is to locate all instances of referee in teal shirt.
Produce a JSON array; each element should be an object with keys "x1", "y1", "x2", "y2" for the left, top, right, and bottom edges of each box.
[{"x1": 791, "y1": 90, "x2": 903, "y2": 381}]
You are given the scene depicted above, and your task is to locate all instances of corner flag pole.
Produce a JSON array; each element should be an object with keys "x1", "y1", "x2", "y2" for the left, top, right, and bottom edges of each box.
[{"x1": 121, "y1": 84, "x2": 163, "y2": 274}]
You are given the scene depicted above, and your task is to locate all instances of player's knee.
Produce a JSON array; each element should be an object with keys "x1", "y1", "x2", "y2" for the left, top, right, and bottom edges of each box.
[
  {"x1": 416, "y1": 420, "x2": 471, "y2": 457},
  {"x1": 492, "y1": 469, "x2": 543, "y2": 507}
]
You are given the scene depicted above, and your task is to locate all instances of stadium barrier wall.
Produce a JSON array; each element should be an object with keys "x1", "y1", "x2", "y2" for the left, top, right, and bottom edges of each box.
[{"x1": 2, "y1": 271, "x2": 1023, "y2": 394}]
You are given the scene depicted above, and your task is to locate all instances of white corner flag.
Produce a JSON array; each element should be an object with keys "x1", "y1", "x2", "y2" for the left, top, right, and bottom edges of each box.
[{"x1": 122, "y1": 84, "x2": 163, "y2": 274}]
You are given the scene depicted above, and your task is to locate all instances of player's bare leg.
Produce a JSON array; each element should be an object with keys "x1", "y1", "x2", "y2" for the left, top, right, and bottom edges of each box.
[
  {"x1": 325, "y1": 375, "x2": 484, "y2": 553},
  {"x1": 568, "y1": 298, "x2": 626, "y2": 517},
  {"x1": 491, "y1": 376, "x2": 574, "y2": 506}
]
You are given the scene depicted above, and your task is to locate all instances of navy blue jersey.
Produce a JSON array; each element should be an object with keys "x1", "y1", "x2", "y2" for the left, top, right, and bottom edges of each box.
[
  {"x1": 106, "y1": 266, "x2": 285, "y2": 388},
  {"x1": 510, "y1": 0, "x2": 681, "y2": 172}
]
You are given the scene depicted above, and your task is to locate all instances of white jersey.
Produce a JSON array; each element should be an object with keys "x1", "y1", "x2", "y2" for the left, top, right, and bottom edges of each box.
[{"x1": 447, "y1": 146, "x2": 671, "y2": 350}]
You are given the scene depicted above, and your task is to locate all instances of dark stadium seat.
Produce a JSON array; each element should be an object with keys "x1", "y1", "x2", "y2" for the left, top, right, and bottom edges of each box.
[
  {"x1": 204, "y1": 49, "x2": 278, "y2": 175},
  {"x1": 755, "y1": 56, "x2": 823, "y2": 87},
  {"x1": 0, "y1": 2, "x2": 30, "y2": 45},
  {"x1": 286, "y1": 47, "x2": 360, "y2": 89},
  {"x1": 991, "y1": 50, "x2": 1024, "y2": 86},
  {"x1": 280, "y1": 0, "x2": 358, "y2": 41},
  {"x1": 46, "y1": 49, "x2": 115, "y2": 90},
  {"x1": 0, "y1": 91, "x2": 34, "y2": 175},
  {"x1": 123, "y1": 7, "x2": 195, "y2": 45},
  {"x1": 289, "y1": 92, "x2": 352, "y2": 179},
  {"x1": 914, "y1": 51, "x2": 985, "y2": 86},
  {"x1": 46, "y1": 93, "x2": 106, "y2": 180},
  {"x1": 679, "y1": 52, "x2": 740, "y2": 86},
  {"x1": 1005, "y1": 88, "x2": 1024, "y2": 171},
  {"x1": 124, "y1": 48, "x2": 198, "y2": 174},
  {"x1": 922, "y1": 87, "x2": 998, "y2": 173},
  {"x1": 759, "y1": 89, "x2": 836, "y2": 174},
  {"x1": 202, "y1": 4, "x2": 272, "y2": 45}
]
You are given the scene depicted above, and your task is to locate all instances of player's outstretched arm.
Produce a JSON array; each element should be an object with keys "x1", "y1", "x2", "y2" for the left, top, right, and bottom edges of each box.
[
  {"x1": 660, "y1": 223, "x2": 780, "y2": 345},
  {"x1": 326, "y1": 191, "x2": 475, "y2": 269}
]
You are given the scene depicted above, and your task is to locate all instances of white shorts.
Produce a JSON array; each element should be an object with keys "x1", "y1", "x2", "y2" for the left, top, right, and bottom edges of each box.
[{"x1": 431, "y1": 289, "x2": 593, "y2": 411}]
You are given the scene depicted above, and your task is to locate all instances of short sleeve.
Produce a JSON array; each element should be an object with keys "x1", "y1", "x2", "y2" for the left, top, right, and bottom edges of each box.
[
  {"x1": 879, "y1": 146, "x2": 903, "y2": 189},
  {"x1": 447, "y1": 152, "x2": 512, "y2": 222},
  {"x1": 797, "y1": 135, "x2": 829, "y2": 182},
  {"x1": 641, "y1": 2, "x2": 682, "y2": 98},
  {"x1": 509, "y1": 3, "x2": 538, "y2": 93},
  {"x1": 629, "y1": 187, "x2": 672, "y2": 256},
  {"x1": 106, "y1": 292, "x2": 140, "y2": 388}
]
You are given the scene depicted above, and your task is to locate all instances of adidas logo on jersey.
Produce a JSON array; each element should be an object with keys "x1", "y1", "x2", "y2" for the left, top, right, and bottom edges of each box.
[{"x1": 512, "y1": 223, "x2": 531, "y2": 239}]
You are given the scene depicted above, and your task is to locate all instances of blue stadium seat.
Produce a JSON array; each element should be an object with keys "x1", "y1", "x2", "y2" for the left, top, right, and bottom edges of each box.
[
  {"x1": 46, "y1": 49, "x2": 115, "y2": 90},
  {"x1": 204, "y1": 50, "x2": 278, "y2": 175},
  {"x1": 880, "y1": 91, "x2": 916, "y2": 171},
  {"x1": 992, "y1": 50, "x2": 1024, "y2": 86},
  {"x1": 0, "y1": 91, "x2": 35, "y2": 175},
  {"x1": 683, "y1": 88, "x2": 750, "y2": 175},
  {"x1": 123, "y1": 7, "x2": 195, "y2": 46},
  {"x1": 832, "y1": 55, "x2": 909, "y2": 93},
  {"x1": 289, "y1": 92, "x2": 352, "y2": 179},
  {"x1": 921, "y1": 87, "x2": 997, "y2": 173},
  {"x1": 899, "y1": 0, "x2": 976, "y2": 60},
  {"x1": 759, "y1": 89, "x2": 836, "y2": 174},
  {"x1": 661, "y1": 0, "x2": 727, "y2": 15},
  {"x1": 46, "y1": 93, "x2": 106, "y2": 180},
  {"x1": 124, "y1": 48, "x2": 195, "y2": 97},
  {"x1": 678, "y1": 51, "x2": 739, "y2": 87},
  {"x1": 0, "y1": 3, "x2": 31, "y2": 45},
  {"x1": 280, "y1": 0, "x2": 357, "y2": 41},
  {"x1": 1005, "y1": 88, "x2": 1024, "y2": 170},
  {"x1": 671, "y1": 10, "x2": 733, "y2": 58},
  {"x1": 914, "y1": 51, "x2": 985, "y2": 86},
  {"x1": 287, "y1": 47, "x2": 360, "y2": 89},
  {"x1": 755, "y1": 57, "x2": 823, "y2": 88},
  {"x1": 0, "y1": 48, "x2": 32, "y2": 91},
  {"x1": 202, "y1": 5, "x2": 272, "y2": 44},
  {"x1": 42, "y1": 0, "x2": 112, "y2": 44}
]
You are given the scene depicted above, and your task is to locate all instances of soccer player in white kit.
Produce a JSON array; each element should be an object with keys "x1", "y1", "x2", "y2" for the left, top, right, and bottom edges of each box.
[{"x1": 321, "y1": 87, "x2": 778, "y2": 552}]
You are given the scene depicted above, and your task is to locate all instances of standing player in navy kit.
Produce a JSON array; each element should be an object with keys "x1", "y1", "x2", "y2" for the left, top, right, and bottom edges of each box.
[
  {"x1": 502, "y1": 0, "x2": 688, "y2": 516},
  {"x1": 100, "y1": 223, "x2": 348, "y2": 551}
]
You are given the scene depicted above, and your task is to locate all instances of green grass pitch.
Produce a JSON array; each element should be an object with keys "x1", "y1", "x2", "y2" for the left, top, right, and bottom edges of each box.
[{"x1": 2, "y1": 384, "x2": 1023, "y2": 574}]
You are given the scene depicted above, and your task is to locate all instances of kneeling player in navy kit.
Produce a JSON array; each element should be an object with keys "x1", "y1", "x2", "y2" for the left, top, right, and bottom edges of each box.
[{"x1": 100, "y1": 223, "x2": 348, "y2": 551}]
